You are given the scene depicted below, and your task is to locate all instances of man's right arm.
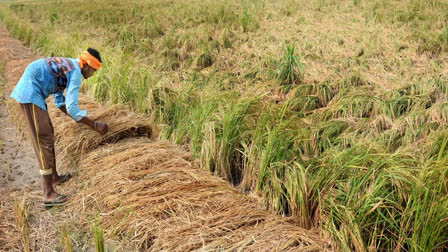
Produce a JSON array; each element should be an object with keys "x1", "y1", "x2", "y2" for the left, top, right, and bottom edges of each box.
[{"x1": 59, "y1": 105, "x2": 108, "y2": 134}]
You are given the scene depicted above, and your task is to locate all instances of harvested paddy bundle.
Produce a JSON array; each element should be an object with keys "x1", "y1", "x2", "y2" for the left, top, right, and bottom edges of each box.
[
  {"x1": 62, "y1": 138, "x2": 330, "y2": 251},
  {"x1": 47, "y1": 95, "x2": 157, "y2": 169}
]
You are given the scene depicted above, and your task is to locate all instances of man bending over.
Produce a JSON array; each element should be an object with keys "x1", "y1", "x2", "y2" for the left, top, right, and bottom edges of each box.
[{"x1": 10, "y1": 48, "x2": 108, "y2": 207}]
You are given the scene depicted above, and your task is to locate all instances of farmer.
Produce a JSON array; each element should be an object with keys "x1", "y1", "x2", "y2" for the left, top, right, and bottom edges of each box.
[{"x1": 10, "y1": 48, "x2": 108, "y2": 207}]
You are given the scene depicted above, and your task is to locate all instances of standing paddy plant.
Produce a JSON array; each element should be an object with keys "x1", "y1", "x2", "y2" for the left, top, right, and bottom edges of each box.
[
  {"x1": 424, "y1": 130, "x2": 448, "y2": 160},
  {"x1": 87, "y1": 53, "x2": 155, "y2": 113},
  {"x1": 196, "y1": 53, "x2": 213, "y2": 69},
  {"x1": 185, "y1": 95, "x2": 219, "y2": 157},
  {"x1": 322, "y1": 144, "x2": 447, "y2": 251},
  {"x1": 144, "y1": 13, "x2": 165, "y2": 39},
  {"x1": 381, "y1": 93, "x2": 416, "y2": 120},
  {"x1": 398, "y1": 114, "x2": 438, "y2": 148},
  {"x1": 167, "y1": 89, "x2": 202, "y2": 145},
  {"x1": 147, "y1": 84, "x2": 195, "y2": 140},
  {"x1": 131, "y1": 69, "x2": 156, "y2": 113},
  {"x1": 396, "y1": 159, "x2": 448, "y2": 251},
  {"x1": 283, "y1": 161, "x2": 343, "y2": 229},
  {"x1": 319, "y1": 93, "x2": 379, "y2": 121},
  {"x1": 323, "y1": 150, "x2": 387, "y2": 251},
  {"x1": 239, "y1": 111, "x2": 271, "y2": 192},
  {"x1": 108, "y1": 60, "x2": 135, "y2": 104},
  {"x1": 0, "y1": 9, "x2": 33, "y2": 46},
  {"x1": 295, "y1": 82, "x2": 335, "y2": 107},
  {"x1": 276, "y1": 44, "x2": 305, "y2": 92},
  {"x1": 119, "y1": 25, "x2": 135, "y2": 52},
  {"x1": 255, "y1": 117, "x2": 298, "y2": 214},
  {"x1": 240, "y1": 8, "x2": 250, "y2": 32},
  {"x1": 24, "y1": 27, "x2": 32, "y2": 46},
  {"x1": 287, "y1": 93, "x2": 320, "y2": 115},
  {"x1": 339, "y1": 72, "x2": 370, "y2": 89},
  {"x1": 200, "y1": 95, "x2": 258, "y2": 184},
  {"x1": 311, "y1": 120, "x2": 348, "y2": 155},
  {"x1": 4, "y1": 159, "x2": 11, "y2": 181}
]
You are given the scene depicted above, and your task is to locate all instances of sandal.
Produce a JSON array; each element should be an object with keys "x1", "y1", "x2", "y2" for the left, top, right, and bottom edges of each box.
[{"x1": 42, "y1": 195, "x2": 68, "y2": 207}]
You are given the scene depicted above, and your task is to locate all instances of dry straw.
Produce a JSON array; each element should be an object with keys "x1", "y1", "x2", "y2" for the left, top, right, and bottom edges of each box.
[
  {"x1": 64, "y1": 138, "x2": 329, "y2": 250},
  {"x1": 48, "y1": 95, "x2": 157, "y2": 170},
  {"x1": 0, "y1": 189, "x2": 22, "y2": 251}
]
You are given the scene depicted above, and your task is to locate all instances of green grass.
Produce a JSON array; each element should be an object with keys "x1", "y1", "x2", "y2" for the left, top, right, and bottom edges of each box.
[
  {"x1": 0, "y1": 0, "x2": 446, "y2": 250},
  {"x1": 90, "y1": 214, "x2": 106, "y2": 252}
]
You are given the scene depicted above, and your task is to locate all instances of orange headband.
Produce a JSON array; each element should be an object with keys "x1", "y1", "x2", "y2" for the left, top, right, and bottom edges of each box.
[{"x1": 78, "y1": 51, "x2": 102, "y2": 70}]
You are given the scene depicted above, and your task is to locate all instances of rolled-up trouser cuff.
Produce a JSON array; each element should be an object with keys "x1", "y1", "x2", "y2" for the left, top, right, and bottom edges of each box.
[{"x1": 39, "y1": 169, "x2": 53, "y2": 176}]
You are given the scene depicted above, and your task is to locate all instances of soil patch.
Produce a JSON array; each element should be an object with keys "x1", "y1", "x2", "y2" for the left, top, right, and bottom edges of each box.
[{"x1": 0, "y1": 79, "x2": 40, "y2": 188}]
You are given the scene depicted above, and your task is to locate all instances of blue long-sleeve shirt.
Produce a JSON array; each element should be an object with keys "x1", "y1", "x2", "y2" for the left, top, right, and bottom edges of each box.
[{"x1": 10, "y1": 57, "x2": 86, "y2": 121}]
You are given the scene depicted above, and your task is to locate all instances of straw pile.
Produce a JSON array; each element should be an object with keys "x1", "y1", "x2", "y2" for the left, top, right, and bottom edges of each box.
[
  {"x1": 62, "y1": 138, "x2": 329, "y2": 250},
  {"x1": 0, "y1": 25, "x2": 332, "y2": 251},
  {"x1": 47, "y1": 96, "x2": 157, "y2": 170}
]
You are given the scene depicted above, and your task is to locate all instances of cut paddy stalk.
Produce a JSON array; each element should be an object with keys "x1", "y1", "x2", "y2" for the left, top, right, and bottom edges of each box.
[
  {"x1": 14, "y1": 195, "x2": 30, "y2": 252},
  {"x1": 60, "y1": 225, "x2": 73, "y2": 252}
]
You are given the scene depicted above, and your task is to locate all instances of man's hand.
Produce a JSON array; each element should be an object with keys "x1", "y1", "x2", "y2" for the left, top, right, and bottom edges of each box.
[
  {"x1": 60, "y1": 105, "x2": 109, "y2": 134},
  {"x1": 94, "y1": 121, "x2": 109, "y2": 134},
  {"x1": 78, "y1": 116, "x2": 109, "y2": 134}
]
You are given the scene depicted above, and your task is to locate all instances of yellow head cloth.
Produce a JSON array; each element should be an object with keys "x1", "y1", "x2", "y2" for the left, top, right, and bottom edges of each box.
[{"x1": 78, "y1": 51, "x2": 102, "y2": 70}]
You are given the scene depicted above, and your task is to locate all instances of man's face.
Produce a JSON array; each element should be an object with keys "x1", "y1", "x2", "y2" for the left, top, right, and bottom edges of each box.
[{"x1": 82, "y1": 65, "x2": 96, "y2": 79}]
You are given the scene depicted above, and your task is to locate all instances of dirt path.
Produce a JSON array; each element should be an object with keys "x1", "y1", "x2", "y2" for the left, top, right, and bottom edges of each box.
[
  {"x1": 0, "y1": 20, "x2": 39, "y2": 190},
  {"x1": 0, "y1": 26, "x2": 57, "y2": 252},
  {"x1": 0, "y1": 77, "x2": 39, "y2": 188},
  {"x1": 0, "y1": 62, "x2": 41, "y2": 251}
]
